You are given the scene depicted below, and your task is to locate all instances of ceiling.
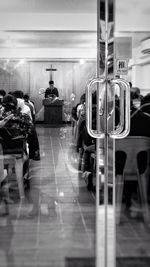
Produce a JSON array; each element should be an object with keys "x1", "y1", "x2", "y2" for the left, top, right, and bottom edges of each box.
[
  {"x1": 0, "y1": 0, "x2": 96, "y2": 13},
  {"x1": 0, "y1": 0, "x2": 97, "y2": 55},
  {"x1": 0, "y1": 1, "x2": 150, "y2": 59},
  {"x1": 0, "y1": 31, "x2": 97, "y2": 49}
]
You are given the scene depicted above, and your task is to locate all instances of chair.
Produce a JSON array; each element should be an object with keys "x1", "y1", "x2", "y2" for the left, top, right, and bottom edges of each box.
[
  {"x1": 131, "y1": 103, "x2": 150, "y2": 119},
  {"x1": 140, "y1": 103, "x2": 150, "y2": 116},
  {"x1": 0, "y1": 135, "x2": 29, "y2": 199},
  {"x1": 0, "y1": 143, "x2": 10, "y2": 214},
  {"x1": 71, "y1": 106, "x2": 78, "y2": 137},
  {"x1": 115, "y1": 136, "x2": 150, "y2": 224}
]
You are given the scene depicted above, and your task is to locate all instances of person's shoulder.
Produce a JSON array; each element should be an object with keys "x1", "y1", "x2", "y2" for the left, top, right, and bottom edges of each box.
[
  {"x1": 29, "y1": 100, "x2": 34, "y2": 107},
  {"x1": 24, "y1": 103, "x2": 31, "y2": 111},
  {"x1": 77, "y1": 104, "x2": 82, "y2": 110},
  {"x1": 25, "y1": 102, "x2": 30, "y2": 108}
]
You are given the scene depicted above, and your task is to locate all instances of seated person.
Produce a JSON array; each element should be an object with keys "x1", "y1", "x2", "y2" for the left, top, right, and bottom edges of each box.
[
  {"x1": 0, "y1": 89, "x2": 6, "y2": 117},
  {"x1": 45, "y1": 80, "x2": 59, "y2": 98},
  {"x1": 130, "y1": 86, "x2": 142, "y2": 109},
  {"x1": 82, "y1": 90, "x2": 150, "y2": 193},
  {"x1": 140, "y1": 93, "x2": 150, "y2": 115},
  {"x1": 108, "y1": 91, "x2": 150, "y2": 176},
  {"x1": 0, "y1": 114, "x2": 14, "y2": 128},
  {"x1": 0, "y1": 89, "x2": 6, "y2": 104},
  {"x1": 1, "y1": 95, "x2": 40, "y2": 160},
  {"x1": 76, "y1": 99, "x2": 96, "y2": 190},
  {"x1": 76, "y1": 93, "x2": 86, "y2": 119},
  {"x1": 116, "y1": 93, "x2": 150, "y2": 209},
  {"x1": 24, "y1": 94, "x2": 36, "y2": 123},
  {"x1": 71, "y1": 106, "x2": 78, "y2": 121},
  {"x1": 12, "y1": 90, "x2": 32, "y2": 120},
  {"x1": 115, "y1": 91, "x2": 150, "y2": 208},
  {"x1": 12, "y1": 91, "x2": 40, "y2": 160}
]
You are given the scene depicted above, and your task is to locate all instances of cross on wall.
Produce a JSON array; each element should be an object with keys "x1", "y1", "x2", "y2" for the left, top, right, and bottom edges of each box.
[{"x1": 46, "y1": 64, "x2": 57, "y2": 80}]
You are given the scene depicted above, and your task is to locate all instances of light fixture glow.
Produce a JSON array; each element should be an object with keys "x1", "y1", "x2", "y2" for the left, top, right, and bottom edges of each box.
[{"x1": 79, "y1": 59, "x2": 85, "y2": 65}]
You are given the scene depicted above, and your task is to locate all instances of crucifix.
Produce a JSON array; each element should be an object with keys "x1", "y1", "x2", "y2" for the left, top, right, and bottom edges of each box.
[{"x1": 46, "y1": 64, "x2": 57, "y2": 80}]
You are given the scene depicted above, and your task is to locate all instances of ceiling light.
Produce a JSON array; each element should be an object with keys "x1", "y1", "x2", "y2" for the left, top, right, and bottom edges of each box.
[{"x1": 79, "y1": 59, "x2": 85, "y2": 65}]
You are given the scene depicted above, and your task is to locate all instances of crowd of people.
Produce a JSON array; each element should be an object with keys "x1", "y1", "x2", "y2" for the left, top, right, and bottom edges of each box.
[
  {"x1": 0, "y1": 89, "x2": 41, "y2": 208},
  {"x1": 0, "y1": 89, "x2": 40, "y2": 161},
  {"x1": 1, "y1": 82, "x2": 150, "y2": 214},
  {"x1": 71, "y1": 83, "x2": 150, "y2": 210}
]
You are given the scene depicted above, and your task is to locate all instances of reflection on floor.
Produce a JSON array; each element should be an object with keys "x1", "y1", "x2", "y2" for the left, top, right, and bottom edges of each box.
[
  {"x1": 0, "y1": 125, "x2": 96, "y2": 267},
  {"x1": 1, "y1": 125, "x2": 150, "y2": 267},
  {"x1": 116, "y1": 207, "x2": 150, "y2": 261},
  {"x1": 116, "y1": 257, "x2": 150, "y2": 267}
]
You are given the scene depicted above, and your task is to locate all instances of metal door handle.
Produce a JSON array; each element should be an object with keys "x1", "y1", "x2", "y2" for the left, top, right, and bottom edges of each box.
[
  {"x1": 86, "y1": 77, "x2": 130, "y2": 139},
  {"x1": 86, "y1": 77, "x2": 105, "y2": 139},
  {"x1": 109, "y1": 78, "x2": 130, "y2": 139}
]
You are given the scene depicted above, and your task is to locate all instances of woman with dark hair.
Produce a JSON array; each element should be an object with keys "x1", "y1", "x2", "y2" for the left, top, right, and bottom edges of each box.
[
  {"x1": 23, "y1": 94, "x2": 36, "y2": 123},
  {"x1": 0, "y1": 94, "x2": 40, "y2": 160}
]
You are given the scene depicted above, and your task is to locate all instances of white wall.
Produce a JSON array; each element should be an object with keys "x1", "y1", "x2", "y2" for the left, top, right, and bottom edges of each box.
[
  {"x1": 115, "y1": 0, "x2": 150, "y2": 94},
  {"x1": 116, "y1": 0, "x2": 150, "y2": 32},
  {"x1": 129, "y1": 45, "x2": 150, "y2": 94},
  {"x1": 140, "y1": 64, "x2": 150, "y2": 95}
]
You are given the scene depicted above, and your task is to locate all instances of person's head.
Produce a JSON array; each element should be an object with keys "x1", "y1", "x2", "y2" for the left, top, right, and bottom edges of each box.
[
  {"x1": 24, "y1": 94, "x2": 29, "y2": 102},
  {"x1": 0, "y1": 89, "x2": 6, "y2": 105},
  {"x1": 0, "y1": 89, "x2": 6, "y2": 98},
  {"x1": 49, "y1": 80, "x2": 54, "y2": 87},
  {"x1": 80, "y1": 93, "x2": 85, "y2": 104},
  {"x1": 130, "y1": 87, "x2": 141, "y2": 109},
  {"x1": 12, "y1": 90, "x2": 24, "y2": 99},
  {"x1": 2, "y1": 94, "x2": 17, "y2": 112},
  {"x1": 131, "y1": 87, "x2": 140, "y2": 100}
]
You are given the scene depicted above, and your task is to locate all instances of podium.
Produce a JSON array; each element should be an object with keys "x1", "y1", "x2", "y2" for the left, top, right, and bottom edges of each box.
[{"x1": 43, "y1": 98, "x2": 64, "y2": 126}]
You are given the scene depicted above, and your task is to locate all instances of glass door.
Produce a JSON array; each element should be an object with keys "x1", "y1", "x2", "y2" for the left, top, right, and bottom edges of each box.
[
  {"x1": 115, "y1": 1, "x2": 150, "y2": 267},
  {"x1": 86, "y1": 0, "x2": 150, "y2": 266},
  {"x1": 86, "y1": 0, "x2": 130, "y2": 265}
]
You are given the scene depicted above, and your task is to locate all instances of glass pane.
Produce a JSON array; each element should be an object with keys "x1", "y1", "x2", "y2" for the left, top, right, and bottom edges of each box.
[
  {"x1": 0, "y1": 3, "x2": 97, "y2": 267},
  {"x1": 97, "y1": 1, "x2": 116, "y2": 267},
  {"x1": 115, "y1": 1, "x2": 150, "y2": 266}
]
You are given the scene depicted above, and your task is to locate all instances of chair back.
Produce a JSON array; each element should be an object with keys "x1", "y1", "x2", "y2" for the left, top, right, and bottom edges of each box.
[
  {"x1": 115, "y1": 136, "x2": 150, "y2": 180},
  {"x1": 131, "y1": 103, "x2": 150, "y2": 118}
]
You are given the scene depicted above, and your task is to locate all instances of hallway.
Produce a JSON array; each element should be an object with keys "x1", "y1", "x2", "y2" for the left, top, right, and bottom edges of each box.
[{"x1": 0, "y1": 125, "x2": 96, "y2": 267}]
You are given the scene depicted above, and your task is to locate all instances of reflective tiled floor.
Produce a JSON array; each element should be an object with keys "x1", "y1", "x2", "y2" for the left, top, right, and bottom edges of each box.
[
  {"x1": 0, "y1": 125, "x2": 96, "y2": 267},
  {"x1": 1, "y1": 125, "x2": 150, "y2": 267}
]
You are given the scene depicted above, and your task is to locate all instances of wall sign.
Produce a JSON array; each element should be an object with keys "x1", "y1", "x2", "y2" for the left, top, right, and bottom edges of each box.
[{"x1": 115, "y1": 59, "x2": 129, "y2": 75}]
